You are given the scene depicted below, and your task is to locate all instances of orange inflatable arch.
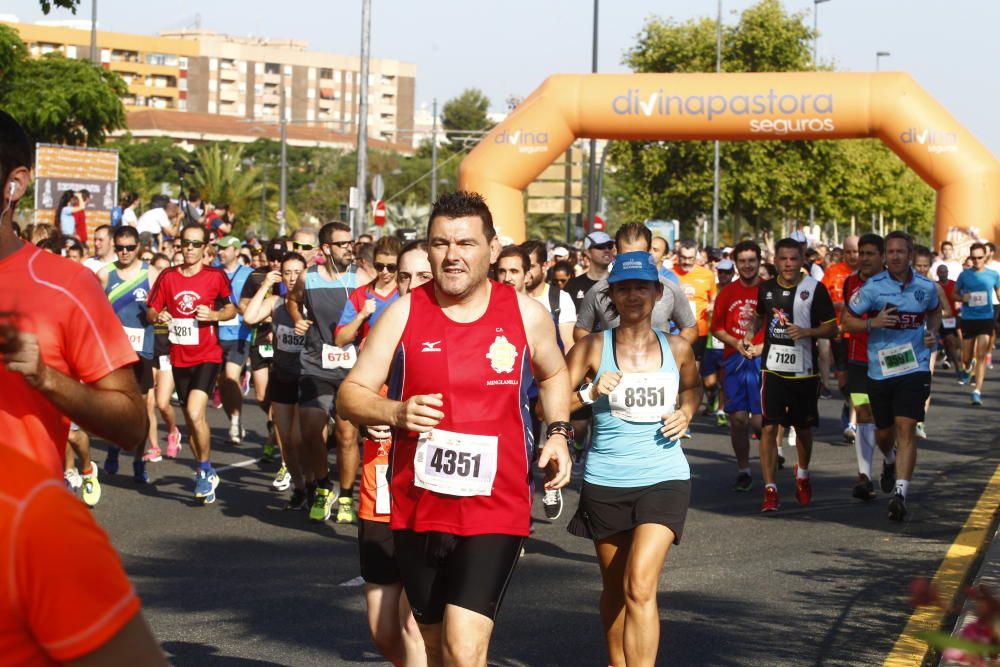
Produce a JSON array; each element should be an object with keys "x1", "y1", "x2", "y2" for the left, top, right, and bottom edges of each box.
[{"x1": 458, "y1": 73, "x2": 1000, "y2": 246}]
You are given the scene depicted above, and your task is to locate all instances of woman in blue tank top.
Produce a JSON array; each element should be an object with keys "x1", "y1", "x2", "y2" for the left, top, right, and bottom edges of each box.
[{"x1": 564, "y1": 252, "x2": 702, "y2": 667}]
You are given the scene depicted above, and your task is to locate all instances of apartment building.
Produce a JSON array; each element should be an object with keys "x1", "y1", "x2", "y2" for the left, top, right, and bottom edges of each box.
[{"x1": 1, "y1": 19, "x2": 416, "y2": 147}]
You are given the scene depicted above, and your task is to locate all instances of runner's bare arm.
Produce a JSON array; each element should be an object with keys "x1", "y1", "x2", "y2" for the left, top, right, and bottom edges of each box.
[
  {"x1": 96, "y1": 264, "x2": 111, "y2": 289},
  {"x1": 67, "y1": 613, "x2": 169, "y2": 667},
  {"x1": 3, "y1": 331, "x2": 147, "y2": 450},
  {"x1": 242, "y1": 272, "x2": 281, "y2": 325},
  {"x1": 286, "y1": 273, "x2": 306, "y2": 324},
  {"x1": 518, "y1": 293, "x2": 572, "y2": 489},
  {"x1": 936, "y1": 284, "x2": 954, "y2": 318},
  {"x1": 564, "y1": 333, "x2": 604, "y2": 412},
  {"x1": 661, "y1": 335, "x2": 702, "y2": 439},
  {"x1": 338, "y1": 295, "x2": 444, "y2": 432}
]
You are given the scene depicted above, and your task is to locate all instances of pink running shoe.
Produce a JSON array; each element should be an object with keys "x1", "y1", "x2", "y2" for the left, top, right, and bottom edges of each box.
[
  {"x1": 166, "y1": 428, "x2": 182, "y2": 458},
  {"x1": 211, "y1": 386, "x2": 222, "y2": 410},
  {"x1": 143, "y1": 445, "x2": 163, "y2": 463}
]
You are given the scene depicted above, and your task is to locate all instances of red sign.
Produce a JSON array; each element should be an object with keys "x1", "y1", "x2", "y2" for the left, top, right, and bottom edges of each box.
[
  {"x1": 373, "y1": 199, "x2": 387, "y2": 226},
  {"x1": 592, "y1": 214, "x2": 605, "y2": 231}
]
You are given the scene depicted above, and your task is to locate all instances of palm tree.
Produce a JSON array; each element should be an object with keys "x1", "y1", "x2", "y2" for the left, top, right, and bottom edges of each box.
[{"x1": 187, "y1": 144, "x2": 266, "y2": 234}]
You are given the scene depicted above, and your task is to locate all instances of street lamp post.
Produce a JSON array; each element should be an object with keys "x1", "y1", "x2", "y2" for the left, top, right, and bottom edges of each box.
[
  {"x1": 89, "y1": 0, "x2": 98, "y2": 63},
  {"x1": 876, "y1": 51, "x2": 891, "y2": 71},
  {"x1": 813, "y1": 0, "x2": 831, "y2": 66},
  {"x1": 712, "y1": 0, "x2": 722, "y2": 248},
  {"x1": 585, "y1": 0, "x2": 599, "y2": 235},
  {"x1": 430, "y1": 98, "x2": 438, "y2": 205},
  {"x1": 279, "y1": 83, "x2": 287, "y2": 237},
  {"x1": 355, "y1": 0, "x2": 372, "y2": 238}
]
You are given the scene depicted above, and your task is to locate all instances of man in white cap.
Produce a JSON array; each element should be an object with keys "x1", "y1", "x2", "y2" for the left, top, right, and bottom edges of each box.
[{"x1": 563, "y1": 231, "x2": 614, "y2": 311}]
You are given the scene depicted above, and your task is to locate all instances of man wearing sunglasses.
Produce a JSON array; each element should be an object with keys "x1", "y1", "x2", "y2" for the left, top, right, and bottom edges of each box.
[
  {"x1": 97, "y1": 226, "x2": 163, "y2": 479},
  {"x1": 291, "y1": 228, "x2": 320, "y2": 266},
  {"x1": 147, "y1": 225, "x2": 236, "y2": 504},
  {"x1": 335, "y1": 235, "x2": 402, "y2": 349},
  {"x1": 956, "y1": 242, "x2": 1000, "y2": 405},
  {"x1": 287, "y1": 221, "x2": 360, "y2": 522}
]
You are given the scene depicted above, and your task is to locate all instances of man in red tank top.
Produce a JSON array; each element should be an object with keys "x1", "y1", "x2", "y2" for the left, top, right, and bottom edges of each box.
[{"x1": 339, "y1": 191, "x2": 572, "y2": 666}]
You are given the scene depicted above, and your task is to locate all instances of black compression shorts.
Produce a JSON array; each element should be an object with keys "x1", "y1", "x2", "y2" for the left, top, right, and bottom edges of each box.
[
  {"x1": 172, "y1": 362, "x2": 220, "y2": 405},
  {"x1": 359, "y1": 519, "x2": 400, "y2": 585}
]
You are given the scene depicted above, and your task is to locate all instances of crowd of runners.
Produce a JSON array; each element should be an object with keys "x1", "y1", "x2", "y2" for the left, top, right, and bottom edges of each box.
[{"x1": 2, "y1": 109, "x2": 999, "y2": 666}]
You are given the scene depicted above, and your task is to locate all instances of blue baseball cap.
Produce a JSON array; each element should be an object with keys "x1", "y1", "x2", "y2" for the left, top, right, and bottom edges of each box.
[{"x1": 608, "y1": 251, "x2": 659, "y2": 284}]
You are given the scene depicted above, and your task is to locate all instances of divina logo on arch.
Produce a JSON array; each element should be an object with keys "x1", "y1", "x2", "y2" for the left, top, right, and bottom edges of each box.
[
  {"x1": 494, "y1": 128, "x2": 550, "y2": 154},
  {"x1": 611, "y1": 88, "x2": 835, "y2": 120}
]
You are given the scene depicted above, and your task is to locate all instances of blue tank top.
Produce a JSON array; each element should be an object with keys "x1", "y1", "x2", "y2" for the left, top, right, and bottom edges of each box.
[
  {"x1": 219, "y1": 264, "x2": 254, "y2": 342},
  {"x1": 106, "y1": 262, "x2": 154, "y2": 359},
  {"x1": 585, "y1": 328, "x2": 691, "y2": 487}
]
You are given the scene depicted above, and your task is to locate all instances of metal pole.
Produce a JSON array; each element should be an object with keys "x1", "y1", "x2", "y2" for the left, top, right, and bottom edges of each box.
[
  {"x1": 585, "y1": 0, "x2": 599, "y2": 233},
  {"x1": 812, "y1": 0, "x2": 830, "y2": 67},
  {"x1": 261, "y1": 172, "x2": 267, "y2": 234},
  {"x1": 355, "y1": 0, "x2": 372, "y2": 238},
  {"x1": 89, "y1": 0, "x2": 98, "y2": 63},
  {"x1": 279, "y1": 83, "x2": 288, "y2": 237},
  {"x1": 712, "y1": 0, "x2": 721, "y2": 248},
  {"x1": 430, "y1": 98, "x2": 438, "y2": 205}
]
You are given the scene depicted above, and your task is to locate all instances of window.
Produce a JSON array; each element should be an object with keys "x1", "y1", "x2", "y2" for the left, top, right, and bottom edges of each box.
[
  {"x1": 264, "y1": 62, "x2": 280, "y2": 74},
  {"x1": 319, "y1": 67, "x2": 334, "y2": 79}
]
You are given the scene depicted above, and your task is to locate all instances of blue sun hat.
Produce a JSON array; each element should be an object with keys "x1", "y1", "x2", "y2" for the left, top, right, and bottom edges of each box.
[{"x1": 608, "y1": 251, "x2": 659, "y2": 284}]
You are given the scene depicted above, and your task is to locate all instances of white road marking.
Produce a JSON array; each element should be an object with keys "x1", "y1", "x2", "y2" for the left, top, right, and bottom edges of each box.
[{"x1": 215, "y1": 458, "x2": 259, "y2": 473}]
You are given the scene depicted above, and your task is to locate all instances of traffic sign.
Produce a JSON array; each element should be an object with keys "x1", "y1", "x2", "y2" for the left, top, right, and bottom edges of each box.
[
  {"x1": 373, "y1": 199, "x2": 387, "y2": 226},
  {"x1": 592, "y1": 214, "x2": 605, "y2": 231}
]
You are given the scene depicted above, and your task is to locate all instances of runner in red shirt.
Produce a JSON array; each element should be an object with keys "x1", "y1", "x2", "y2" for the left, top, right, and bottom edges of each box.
[
  {"x1": 147, "y1": 224, "x2": 235, "y2": 504},
  {"x1": 0, "y1": 110, "x2": 147, "y2": 480},
  {"x1": 710, "y1": 240, "x2": 766, "y2": 492},
  {"x1": 935, "y1": 265, "x2": 963, "y2": 374},
  {"x1": 338, "y1": 192, "x2": 572, "y2": 665},
  {"x1": 0, "y1": 439, "x2": 167, "y2": 666}
]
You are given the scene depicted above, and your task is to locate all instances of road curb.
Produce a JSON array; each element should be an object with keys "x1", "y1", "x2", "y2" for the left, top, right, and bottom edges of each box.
[{"x1": 883, "y1": 463, "x2": 1000, "y2": 667}]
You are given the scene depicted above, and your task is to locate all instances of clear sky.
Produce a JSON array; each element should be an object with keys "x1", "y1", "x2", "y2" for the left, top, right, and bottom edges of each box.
[{"x1": 5, "y1": 0, "x2": 999, "y2": 156}]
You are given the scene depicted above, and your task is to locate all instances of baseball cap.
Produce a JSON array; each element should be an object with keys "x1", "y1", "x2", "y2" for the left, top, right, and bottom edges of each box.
[
  {"x1": 584, "y1": 231, "x2": 613, "y2": 250},
  {"x1": 265, "y1": 240, "x2": 286, "y2": 262},
  {"x1": 608, "y1": 251, "x2": 659, "y2": 284},
  {"x1": 217, "y1": 236, "x2": 241, "y2": 249},
  {"x1": 722, "y1": 246, "x2": 733, "y2": 256},
  {"x1": 717, "y1": 259, "x2": 735, "y2": 271},
  {"x1": 551, "y1": 245, "x2": 570, "y2": 259}
]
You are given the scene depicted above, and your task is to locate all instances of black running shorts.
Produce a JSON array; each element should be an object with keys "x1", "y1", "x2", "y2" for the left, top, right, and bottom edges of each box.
[
  {"x1": 359, "y1": 519, "x2": 400, "y2": 585},
  {"x1": 132, "y1": 356, "x2": 154, "y2": 394},
  {"x1": 393, "y1": 529, "x2": 524, "y2": 625},
  {"x1": 172, "y1": 362, "x2": 220, "y2": 404},
  {"x1": 761, "y1": 373, "x2": 820, "y2": 428},
  {"x1": 567, "y1": 479, "x2": 690, "y2": 544},
  {"x1": 153, "y1": 332, "x2": 171, "y2": 370},
  {"x1": 867, "y1": 371, "x2": 931, "y2": 430},
  {"x1": 249, "y1": 342, "x2": 273, "y2": 371},
  {"x1": 960, "y1": 318, "x2": 994, "y2": 339},
  {"x1": 268, "y1": 374, "x2": 300, "y2": 406},
  {"x1": 298, "y1": 375, "x2": 340, "y2": 414}
]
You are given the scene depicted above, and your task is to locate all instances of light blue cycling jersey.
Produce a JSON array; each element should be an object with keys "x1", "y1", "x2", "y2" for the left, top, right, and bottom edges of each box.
[
  {"x1": 955, "y1": 268, "x2": 1000, "y2": 320},
  {"x1": 218, "y1": 264, "x2": 254, "y2": 342},
  {"x1": 847, "y1": 269, "x2": 938, "y2": 381}
]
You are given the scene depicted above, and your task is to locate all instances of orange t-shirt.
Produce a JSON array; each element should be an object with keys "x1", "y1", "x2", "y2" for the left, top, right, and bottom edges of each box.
[
  {"x1": 0, "y1": 443, "x2": 141, "y2": 665},
  {"x1": 676, "y1": 265, "x2": 717, "y2": 337},
  {"x1": 359, "y1": 385, "x2": 391, "y2": 523},
  {"x1": 0, "y1": 243, "x2": 137, "y2": 477},
  {"x1": 821, "y1": 261, "x2": 853, "y2": 328}
]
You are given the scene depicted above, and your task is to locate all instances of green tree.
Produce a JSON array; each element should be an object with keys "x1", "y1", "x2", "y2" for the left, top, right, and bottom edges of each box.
[
  {"x1": 440, "y1": 89, "x2": 494, "y2": 148},
  {"x1": 0, "y1": 24, "x2": 126, "y2": 146},
  {"x1": 185, "y1": 144, "x2": 266, "y2": 234}
]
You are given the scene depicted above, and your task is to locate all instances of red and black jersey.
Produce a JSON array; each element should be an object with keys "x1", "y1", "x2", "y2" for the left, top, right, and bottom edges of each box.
[{"x1": 843, "y1": 272, "x2": 870, "y2": 364}]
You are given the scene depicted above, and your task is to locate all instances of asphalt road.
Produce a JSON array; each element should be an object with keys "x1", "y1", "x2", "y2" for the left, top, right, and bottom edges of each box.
[{"x1": 88, "y1": 365, "x2": 999, "y2": 666}]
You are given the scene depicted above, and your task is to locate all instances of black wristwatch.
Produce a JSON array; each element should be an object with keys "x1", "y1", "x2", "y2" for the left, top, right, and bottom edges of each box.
[{"x1": 546, "y1": 421, "x2": 575, "y2": 444}]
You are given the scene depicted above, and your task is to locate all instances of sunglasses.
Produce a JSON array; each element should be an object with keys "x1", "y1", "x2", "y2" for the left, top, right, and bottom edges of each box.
[
  {"x1": 180, "y1": 240, "x2": 206, "y2": 248},
  {"x1": 114, "y1": 244, "x2": 138, "y2": 252},
  {"x1": 374, "y1": 262, "x2": 397, "y2": 273},
  {"x1": 293, "y1": 242, "x2": 315, "y2": 251},
  {"x1": 970, "y1": 255, "x2": 985, "y2": 260},
  {"x1": 329, "y1": 240, "x2": 354, "y2": 248}
]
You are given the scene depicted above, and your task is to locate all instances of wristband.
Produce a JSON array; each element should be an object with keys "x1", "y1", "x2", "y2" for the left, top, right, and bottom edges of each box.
[
  {"x1": 578, "y1": 383, "x2": 595, "y2": 405},
  {"x1": 546, "y1": 421, "x2": 575, "y2": 444}
]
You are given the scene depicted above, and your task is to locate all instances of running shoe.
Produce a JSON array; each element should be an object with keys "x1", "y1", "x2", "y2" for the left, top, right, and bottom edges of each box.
[
  {"x1": 143, "y1": 445, "x2": 163, "y2": 463},
  {"x1": 940, "y1": 358, "x2": 952, "y2": 370},
  {"x1": 715, "y1": 411, "x2": 729, "y2": 427},
  {"x1": 542, "y1": 488, "x2": 564, "y2": 520},
  {"x1": 786, "y1": 428, "x2": 797, "y2": 447},
  {"x1": 194, "y1": 468, "x2": 220, "y2": 503},
  {"x1": 165, "y1": 428, "x2": 182, "y2": 458},
  {"x1": 273, "y1": 465, "x2": 291, "y2": 491},
  {"x1": 880, "y1": 460, "x2": 896, "y2": 494},
  {"x1": 819, "y1": 385, "x2": 833, "y2": 400},
  {"x1": 64, "y1": 467, "x2": 82, "y2": 491},
  {"x1": 132, "y1": 459, "x2": 149, "y2": 484},
  {"x1": 335, "y1": 496, "x2": 357, "y2": 524},
  {"x1": 971, "y1": 390, "x2": 983, "y2": 406},
  {"x1": 852, "y1": 475, "x2": 876, "y2": 502},
  {"x1": 915, "y1": 422, "x2": 928, "y2": 439},
  {"x1": 794, "y1": 467, "x2": 812, "y2": 506},
  {"x1": 260, "y1": 440, "x2": 278, "y2": 464},
  {"x1": 843, "y1": 423, "x2": 857, "y2": 444},
  {"x1": 285, "y1": 488, "x2": 308, "y2": 511},
  {"x1": 888, "y1": 491, "x2": 907, "y2": 522},
  {"x1": 81, "y1": 467, "x2": 101, "y2": 507},
  {"x1": 732, "y1": 472, "x2": 753, "y2": 492},
  {"x1": 211, "y1": 386, "x2": 222, "y2": 410},
  {"x1": 104, "y1": 446, "x2": 120, "y2": 475},
  {"x1": 228, "y1": 419, "x2": 244, "y2": 444},
  {"x1": 761, "y1": 486, "x2": 780, "y2": 513},
  {"x1": 309, "y1": 487, "x2": 334, "y2": 522}
]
